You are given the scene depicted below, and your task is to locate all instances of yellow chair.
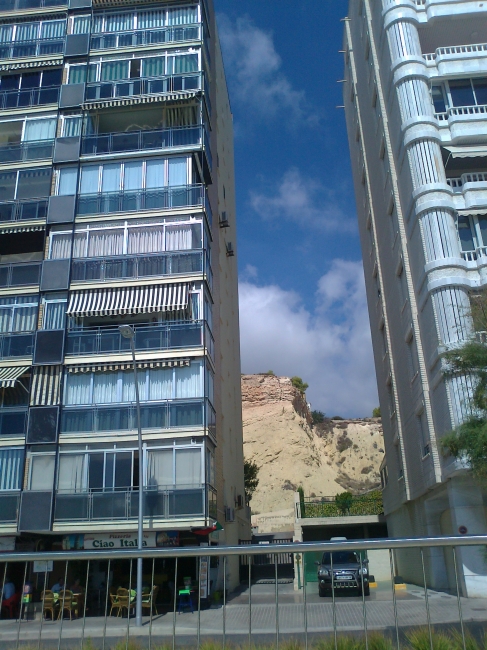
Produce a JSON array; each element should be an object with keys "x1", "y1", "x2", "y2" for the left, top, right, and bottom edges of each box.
[
  {"x1": 109, "y1": 591, "x2": 122, "y2": 617},
  {"x1": 57, "y1": 590, "x2": 74, "y2": 621},
  {"x1": 41, "y1": 590, "x2": 57, "y2": 621},
  {"x1": 116, "y1": 588, "x2": 132, "y2": 617},
  {"x1": 141, "y1": 585, "x2": 159, "y2": 616}
]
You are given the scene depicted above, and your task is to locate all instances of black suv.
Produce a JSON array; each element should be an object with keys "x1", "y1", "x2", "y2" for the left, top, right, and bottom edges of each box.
[{"x1": 316, "y1": 551, "x2": 370, "y2": 597}]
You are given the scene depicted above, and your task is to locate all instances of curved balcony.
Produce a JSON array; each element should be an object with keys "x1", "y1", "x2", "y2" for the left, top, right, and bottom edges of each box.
[
  {"x1": 0, "y1": 38, "x2": 64, "y2": 61},
  {"x1": 91, "y1": 24, "x2": 201, "y2": 51}
]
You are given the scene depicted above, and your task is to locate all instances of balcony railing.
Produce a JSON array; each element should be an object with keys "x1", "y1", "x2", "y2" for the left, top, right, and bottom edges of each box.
[
  {"x1": 0, "y1": 199, "x2": 48, "y2": 223},
  {"x1": 71, "y1": 250, "x2": 207, "y2": 283},
  {"x1": 54, "y1": 485, "x2": 208, "y2": 521},
  {"x1": 447, "y1": 172, "x2": 487, "y2": 193},
  {"x1": 0, "y1": 140, "x2": 54, "y2": 164},
  {"x1": 65, "y1": 320, "x2": 210, "y2": 356},
  {"x1": 0, "y1": 86, "x2": 60, "y2": 110},
  {"x1": 0, "y1": 262, "x2": 41, "y2": 288},
  {"x1": 0, "y1": 492, "x2": 20, "y2": 523},
  {"x1": 77, "y1": 184, "x2": 207, "y2": 217},
  {"x1": 435, "y1": 104, "x2": 487, "y2": 122},
  {"x1": 60, "y1": 398, "x2": 216, "y2": 436},
  {"x1": 298, "y1": 491, "x2": 384, "y2": 519},
  {"x1": 0, "y1": 333, "x2": 34, "y2": 359},
  {"x1": 91, "y1": 24, "x2": 201, "y2": 51},
  {"x1": 1, "y1": 0, "x2": 65, "y2": 9},
  {"x1": 85, "y1": 72, "x2": 203, "y2": 102},
  {"x1": 0, "y1": 39, "x2": 64, "y2": 61},
  {"x1": 0, "y1": 408, "x2": 28, "y2": 435},
  {"x1": 424, "y1": 42, "x2": 487, "y2": 62}
]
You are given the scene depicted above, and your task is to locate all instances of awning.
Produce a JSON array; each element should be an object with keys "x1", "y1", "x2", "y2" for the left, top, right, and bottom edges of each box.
[
  {"x1": 443, "y1": 145, "x2": 487, "y2": 159},
  {"x1": 0, "y1": 366, "x2": 30, "y2": 388},
  {"x1": 30, "y1": 365, "x2": 61, "y2": 406},
  {"x1": 82, "y1": 91, "x2": 199, "y2": 112},
  {"x1": 67, "y1": 283, "x2": 189, "y2": 317},
  {"x1": 0, "y1": 224, "x2": 45, "y2": 235},
  {"x1": 457, "y1": 208, "x2": 487, "y2": 217},
  {"x1": 67, "y1": 359, "x2": 190, "y2": 373},
  {"x1": 0, "y1": 58, "x2": 63, "y2": 72}
]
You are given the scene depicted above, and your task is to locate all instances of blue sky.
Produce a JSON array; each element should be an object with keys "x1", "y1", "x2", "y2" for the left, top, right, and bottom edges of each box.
[{"x1": 214, "y1": 0, "x2": 378, "y2": 417}]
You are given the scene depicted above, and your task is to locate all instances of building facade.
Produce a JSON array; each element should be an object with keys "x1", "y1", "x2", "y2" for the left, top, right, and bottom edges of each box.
[
  {"x1": 344, "y1": 0, "x2": 487, "y2": 595},
  {"x1": 0, "y1": 0, "x2": 249, "y2": 593}
]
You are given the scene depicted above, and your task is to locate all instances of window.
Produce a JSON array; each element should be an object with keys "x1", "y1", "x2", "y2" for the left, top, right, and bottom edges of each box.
[
  {"x1": 29, "y1": 453, "x2": 55, "y2": 490},
  {"x1": 380, "y1": 465, "x2": 388, "y2": 488},
  {"x1": 431, "y1": 85, "x2": 446, "y2": 113},
  {"x1": 0, "y1": 167, "x2": 51, "y2": 201},
  {"x1": 0, "y1": 20, "x2": 65, "y2": 44},
  {"x1": 146, "y1": 445, "x2": 202, "y2": 488},
  {"x1": 407, "y1": 336, "x2": 419, "y2": 379},
  {"x1": 63, "y1": 361, "x2": 204, "y2": 406},
  {"x1": 0, "y1": 448, "x2": 23, "y2": 490},
  {"x1": 436, "y1": 78, "x2": 487, "y2": 111},
  {"x1": 0, "y1": 69, "x2": 62, "y2": 94},
  {"x1": 72, "y1": 15, "x2": 91, "y2": 35},
  {"x1": 92, "y1": 6, "x2": 199, "y2": 33},
  {"x1": 417, "y1": 411, "x2": 430, "y2": 457},
  {"x1": 0, "y1": 295, "x2": 38, "y2": 333},
  {"x1": 42, "y1": 294, "x2": 67, "y2": 330},
  {"x1": 457, "y1": 215, "x2": 476, "y2": 252},
  {"x1": 0, "y1": 374, "x2": 30, "y2": 408}
]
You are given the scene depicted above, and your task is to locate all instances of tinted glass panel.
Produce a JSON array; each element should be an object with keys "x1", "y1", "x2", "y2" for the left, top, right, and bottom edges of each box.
[
  {"x1": 1, "y1": 75, "x2": 20, "y2": 91},
  {"x1": 458, "y1": 216, "x2": 475, "y2": 251},
  {"x1": 89, "y1": 453, "x2": 104, "y2": 490},
  {"x1": 431, "y1": 86, "x2": 446, "y2": 113},
  {"x1": 21, "y1": 72, "x2": 41, "y2": 89},
  {"x1": 478, "y1": 216, "x2": 487, "y2": 246},
  {"x1": 0, "y1": 172, "x2": 16, "y2": 201},
  {"x1": 17, "y1": 168, "x2": 51, "y2": 199},
  {"x1": 27, "y1": 406, "x2": 58, "y2": 443},
  {"x1": 473, "y1": 78, "x2": 487, "y2": 105},
  {"x1": 449, "y1": 80, "x2": 475, "y2": 107},
  {"x1": 42, "y1": 69, "x2": 62, "y2": 87}
]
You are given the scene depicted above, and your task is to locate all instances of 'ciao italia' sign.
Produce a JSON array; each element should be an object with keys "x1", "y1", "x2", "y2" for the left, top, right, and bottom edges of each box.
[{"x1": 83, "y1": 532, "x2": 179, "y2": 549}]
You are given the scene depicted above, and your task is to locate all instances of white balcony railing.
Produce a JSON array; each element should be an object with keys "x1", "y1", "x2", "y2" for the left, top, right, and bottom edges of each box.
[
  {"x1": 424, "y1": 42, "x2": 487, "y2": 62},
  {"x1": 435, "y1": 104, "x2": 487, "y2": 122},
  {"x1": 447, "y1": 172, "x2": 487, "y2": 193}
]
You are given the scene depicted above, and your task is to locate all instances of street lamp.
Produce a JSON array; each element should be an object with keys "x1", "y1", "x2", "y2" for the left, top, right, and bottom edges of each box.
[{"x1": 119, "y1": 324, "x2": 143, "y2": 627}]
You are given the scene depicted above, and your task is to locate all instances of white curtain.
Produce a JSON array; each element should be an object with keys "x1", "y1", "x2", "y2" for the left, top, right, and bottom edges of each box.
[
  {"x1": 105, "y1": 13, "x2": 133, "y2": 32},
  {"x1": 0, "y1": 25, "x2": 13, "y2": 44},
  {"x1": 148, "y1": 367, "x2": 173, "y2": 401},
  {"x1": 167, "y1": 54, "x2": 198, "y2": 75},
  {"x1": 64, "y1": 373, "x2": 92, "y2": 405},
  {"x1": 175, "y1": 448, "x2": 201, "y2": 486},
  {"x1": 93, "y1": 372, "x2": 118, "y2": 404},
  {"x1": 168, "y1": 158, "x2": 187, "y2": 186},
  {"x1": 58, "y1": 455, "x2": 85, "y2": 492},
  {"x1": 23, "y1": 118, "x2": 56, "y2": 142},
  {"x1": 62, "y1": 116, "x2": 82, "y2": 138},
  {"x1": 0, "y1": 307, "x2": 11, "y2": 334},
  {"x1": 58, "y1": 168, "x2": 78, "y2": 196},
  {"x1": 0, "y1": 448, "x2": 23, "y2": 491},
  {"x1": 11, "y1": 305, "x2": 37, "y2": 332},
  {"x1": 30, "y1": 455, "x2": 55, "y2": 490},
  {"x1": 167, "y1": 7, "x2": 198, "y2": 25},
  {"x1": 166, "y1": 224, "x2": 192, "y2": 251},
  {"x1": 146, "y1": 159, "x2": 165, "y2": 189},
  {"x1": 15, "y1": 22, "x2": 39, "y2": 43},
  {"x1": 80, "y1": 166, "x2": 99, "y2": 195},
  {"x1": 43, "y1": 301, "x2": 66, "y2": 330},
  {"x1": 175, "y1": 362, "x2": 202, "y2": 399},
  {"x1": 128, "y1": 225, "x2": 164, "y2": 254},
  {"x1": 147, "y1": 449, "x2": 173, "y2": 487},
  {"x1": 102, "y1": 164, "x2": 121, "y2": 193},
  {"x1": 92, "y1": 16, "x2": 104, "y2": 34},
  {"x1": 138, "y1": 9, "x2": 164, "y2": 29},
  {"x1": 40, "y1": 20, "x2": 65, "y2": 39},
  {"x1": 87, "y1": 228, "x2": 124, "y2": 257},
  {"x1": 123, "y1": 162, "x2": 143, "y2": 191},
  {"x1": 50, "y1": 233, "x2": 71, "y2": 259},
  {"x1": 73, "y1": 16, "x2": 90, "y2": 35}
]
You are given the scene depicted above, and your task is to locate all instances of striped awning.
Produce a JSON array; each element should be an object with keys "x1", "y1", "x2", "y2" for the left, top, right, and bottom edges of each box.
[
  {"x1": 82, "y1": 91, "x2": 199, "y2": 111},
  {"x1": 0, "y1": 58, "x2": 63, "y2": 72},
  {"x1": 67, "y1": 284, "x2": 189, "y2": 317},
  {"x1": 30, "y1": 366, "x2": 61, "y2": 406},
  {"x1": 0, "y1": 224, "x2": 45, "y2": 235},
  {"x1": 0, "y1": 366, "x2": 30, "y2": 388},
  {"x1": 67, "y1": 359, "x2": 190, "y2": 373}
]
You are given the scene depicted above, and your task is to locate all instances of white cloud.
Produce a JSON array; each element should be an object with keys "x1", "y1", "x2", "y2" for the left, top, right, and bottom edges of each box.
[
  {"x1": 217, "y1": 15, "x2": 315, "y2": 125},
  {"x1": 250, "y1": 167, "x2": 356, "y2": 232},
  {"x1": 239, "y1": 260, "x2": 378, "y2": 417}
]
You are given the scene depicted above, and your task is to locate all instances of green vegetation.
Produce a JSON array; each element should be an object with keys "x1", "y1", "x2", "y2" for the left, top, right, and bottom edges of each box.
[
  {"x1": 311, "y1": 410, "x2": 325, "y2": 424},
  {"x1": 244, "y1": 459, "x2": 260, "y2": 503},
  {"x1": 291, "y1": 376, "x2": 309, "y2": 393},
  {"x1": 372, "y1": 407, "x2": 381, "y2": 418},
  {"x1": 301, "y1": 490, "x2": 383, "y2": 518},
  {"x1": 335, "y1": 491, "x2": 354, "y2": 515},
  {"x1": 265, "y1": 370, "x2": 275, "y2": 375}
]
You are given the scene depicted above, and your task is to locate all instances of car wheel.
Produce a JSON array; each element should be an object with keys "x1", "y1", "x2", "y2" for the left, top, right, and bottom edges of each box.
[{"x1": 359, "y1": 584, "x2": 370, "y2": 597}]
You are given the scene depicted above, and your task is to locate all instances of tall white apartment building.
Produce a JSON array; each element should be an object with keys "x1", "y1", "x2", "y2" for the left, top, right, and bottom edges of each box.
[{"x1": 344, "y1": 0, "x2": 487, "y2": 595}]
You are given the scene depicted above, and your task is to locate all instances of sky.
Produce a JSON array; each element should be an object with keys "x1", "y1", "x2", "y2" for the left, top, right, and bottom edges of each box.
[{"x1": 214, "y1": 0, "x2": 379, "y2": 418}]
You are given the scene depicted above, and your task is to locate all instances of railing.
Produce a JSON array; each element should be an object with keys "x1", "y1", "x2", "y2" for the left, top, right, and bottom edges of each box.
[
  {"x1": 1, "y1": 535, "x2": 487, "y2": 647},
  {"x1": 71, "y1": 250, "x2": 207, "y2": 283},
  {"x1": 60, "y1": 398, "x2": 216, "y2": 436},
  {"x1": 85, "y1": 72, "x2": 203, "y2": 102},
  {"x1": 435, "y1": 104, "x2": 487, "y2": 121},
  {"x1": 424, "y1": 42, "x2": 487, "y2": 61},
  {"x1": 0, "y1": 491, "x2": 19, "y2": 522},
  {"x1": 0, "y1": 333, "x2": 34, "y2": 359},
  {"x1": 298, "y1": 491, "x2": 384, "y2": 518},
  {"x1": 447, "y1": 172, "x2": 487, "y2": 193},
  {"x1": 81, "y1": 125, "x2": 208, "y2": 157},
  {"x1": 77, "y1": 184, "x2": 207, "y2": 217},
  {"x1": 54, "y1": 486, "x2": 208, "y2": 521},
  {"x1": 91, "y1": 24, "x2": 201, "y2": 51},
  {"x1": 0, "y1": 39, "x2": 64, "y2": 61},
  {"x1": 0, "y1": 407, "x2": 27, "y2": 435},
  {"x1": 0, "y1": 0, "x2": 65, "y2": 9},
  {"x1": 0, "y1": 140, "x2": 54, "y2": 164},
  {"x1": 0, "y1": 199, "x2": 48, "y2": 223},
  {"x1": 65, "y1": 320, "x2": 211, "y2": 356},
  {"x1": 0, "y1": 262, "x2": 41, "y2": 288},
  {"x1": 0, "y1": 86, "x2": 60, "y2": 110}
]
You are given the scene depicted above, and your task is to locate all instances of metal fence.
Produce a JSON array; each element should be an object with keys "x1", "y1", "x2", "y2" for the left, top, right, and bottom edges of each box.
[{"x1": 0, "y1": 535, "x2": 486, "y2": 649}]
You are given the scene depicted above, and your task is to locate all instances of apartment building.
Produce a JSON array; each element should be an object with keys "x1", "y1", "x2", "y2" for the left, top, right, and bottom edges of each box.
[
  {"x1": 0, "y1": 0, "x2": 249, "y2": 593},
  {"x1": 344, "y1": 0, "x2": 487, "y2": 595}
]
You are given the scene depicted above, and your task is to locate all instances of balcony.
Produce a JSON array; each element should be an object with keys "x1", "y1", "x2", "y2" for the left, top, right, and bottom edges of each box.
[
  {"x1": 298, "y1": 491, "x2": 384, "y2": 519},
  {"x1": 0, "y1": 140, "x2": 54, "y2": 164},
  {"x1": 0, "y1": 86, "x2": 60, "y2": 111},
  {"x1": 0, "y1": 408, "x2": 28, "y2": 435},
  {"x1": 91, "y1": 24, "x2": 201, "y2": 51},
  {"x1": 65, "y1": 320, "x2": 211, "y2": 357},
  {"x1": 0, "y1": 39, "x2": 64, "y2": 61},
  {"x1": 0, "y1": 262, "x2": 41, "y2": 288},
  {"x1": 60, "y1": 398, "x2": 216, "y2": 436},
  {"x1": 71, "y1": 250, "x2": 207, "y2": 283},
  {"x1": 1, "y1": 0, "x2": 65, "y2": 9},
  {"x1": 0, "y1": 492, "x2": 20, "y2": 523},
  {"x1": 54, "y1": 485, "x2": 208, "y2": 522},
  {"x1": 0, "y1": 199, "x2": 47, "y2": 223},
  {"x1": 85, "y1": 72, "x2": 203, "y2": 103},
  {"x1": 447, "y1": 172, "x2": 487, "y2": 199},
  {"x1": 0, "y1": 333, "x2": 34, "y2": 359}
]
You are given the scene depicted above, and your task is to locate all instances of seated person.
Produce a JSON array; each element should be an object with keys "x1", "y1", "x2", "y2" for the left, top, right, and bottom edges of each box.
[
  {"x1": 51, "y1": 577, "x2": 64, "y2": 593},
  {"x1": 2, "y1": 577, "x2": 15, "y2": 600},
  {"x1": 70, "y1": 579, "x2": 83, "y2": 594}
]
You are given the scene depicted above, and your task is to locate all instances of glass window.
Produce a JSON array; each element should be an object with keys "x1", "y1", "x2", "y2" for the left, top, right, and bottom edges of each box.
[
  {"x1": 49, "y1": 232, "x2": 71, "y2": 259},
  {"x1": 147, "y1": 449, "x2": 172, "y2": 487},
  {"x1": 57, "y1": 454, "x2": 85, "y2": 491},
  {"x1": 80, "y1": 166, "x2": 99, "y2": 194},
  {"x1": 167, "y1": 7, "x2": 198, "y2": 25},
  {"x1": 138, "y1": 9, "x2": 165, "y2": 29},
  {"x1": 58, "y1": 167, "x2": 78, "y2": 195},
  {"x1": 41, "y1": 69, "x2": 62, "y2": 87},
  {"x1": 478, "y1": 216, "x2": 487, "y2": 246},
  {"x1": 431, "y1": 85, "x2": 446, "y2": 113},
  {"x1": 43, "y1": 297, "x2": 67, "y2": 330},
  {"x1": 175, "y1": 448, "x2": 201, "y2": 486},
  {"x1": 16, "y1": 167, "x2": 51, "y2": 199},
  {"x1": 68, "y1": 65, "x2": 87, "y2": 85},
  {"x1": 21, "y1": 72, "x2": 41, "y2": 89},
  {"x1": 0, "y1": 295, "x2": 38, "y2": 334},
  {"x1": 167, "y1": 53, "x2": 198, "y2": 75},
  {"x1": 23, "y1": 117, "x2": 56, "y2": 142},
  {"x1": 449, "y1": 80, "x2": 475, "y2": 107},
  {"x1": 142, "y1": 56, "x2": 165, "y2": 78},
  {"x1": 0, "y1": 171, "x2": 16, "y2": 201},
  {"x1": 101, "y1": 60, "x2": 129, "y2": 82},
  {"x1": 29, "y1": 454, "x2": 55, "y2": 490},
  {"x1": 105, "y1": 13, "x2": 133, "y2": 32},
  {"x1": 0, "y1": 448, "x2": 23, "y2": 490},
  {"x1": 73, "y1": 16, "x2": 91, "y2": 35},
  {"x1": 102, "y1": 164, "x2": 121, "y2": 193},
  {"x1": 458, "y1": 215, "x2": 475, "y2": 251},
  {"x1": 16, "y1": 23, "x2": 40, "y2": 43},
  {"x1": 40, "y1": 20, "x2": 65, "y2": 40},
  {"x1": 62, "y1": 116, "x2": 82, "y2": 138},
  {"x1": 473, "y1": 78, "x2": 487, "y2": 106}
]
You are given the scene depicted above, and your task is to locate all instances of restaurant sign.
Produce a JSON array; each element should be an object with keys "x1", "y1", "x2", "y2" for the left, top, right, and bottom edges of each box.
[{"x1": 67, "y1": 532, "x2": 180, "y2": 550}]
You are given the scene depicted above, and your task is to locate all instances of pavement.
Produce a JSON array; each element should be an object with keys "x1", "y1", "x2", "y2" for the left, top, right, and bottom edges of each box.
[{"x1": 0, "y1": 581, "x2": 486, "y2": 646}]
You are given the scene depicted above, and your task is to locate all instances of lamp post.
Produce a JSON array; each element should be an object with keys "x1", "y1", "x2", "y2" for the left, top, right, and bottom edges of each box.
[{"x1": 119, "y1": 324, "x2": 143, "y2": 627}]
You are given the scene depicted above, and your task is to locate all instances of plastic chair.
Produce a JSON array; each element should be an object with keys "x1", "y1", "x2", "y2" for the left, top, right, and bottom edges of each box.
[
  {"x1": 1, "y1": 592, "x2": 19, "y2": 619},
  {"x1": 178, "y1": 588, "x2": 193, "y2": 614}
]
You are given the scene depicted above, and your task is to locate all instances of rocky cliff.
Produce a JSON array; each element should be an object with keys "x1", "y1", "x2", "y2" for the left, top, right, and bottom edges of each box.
[{"x1": 242, "y1": 374, "x2": 384, "y2": 521}]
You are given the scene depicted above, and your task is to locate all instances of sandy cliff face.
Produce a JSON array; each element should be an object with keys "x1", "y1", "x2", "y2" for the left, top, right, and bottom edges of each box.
[{"x1": 242, "y1": 374, "x2": 384, "y2": 517}]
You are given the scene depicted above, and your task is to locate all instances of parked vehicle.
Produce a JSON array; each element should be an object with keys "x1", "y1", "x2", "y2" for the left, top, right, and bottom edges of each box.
[{"x1": 316, "y1": 550, "x2": 370, "y2": 597}]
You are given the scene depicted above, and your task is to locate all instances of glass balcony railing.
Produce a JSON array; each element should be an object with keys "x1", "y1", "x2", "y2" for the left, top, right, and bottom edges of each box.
[
  {"x1": 0, "y1": 140, "x2": 54, "y2": 164},
  {"x1": 0, "y1": 333, "x2": 34, "y2": 359},
  {"x1": 77, "y1": 184, "x2": 207, "y2": 217},
  {"x1": 0, "y1": 39, "x2": 64, "y2": 60},
  {"x1": 91, "y1": 24, "x2": 201, "y2": 51},
  {"x1": 81, "y1": 125, "x2": 209, "y2": 160},
  {"x1": 65, "y1": 320, "x2": 211, "y2": 356},
  {"x1": 0, "y1": 86, "x2": 60, "y2": 110},
  {"x1": 54, "y1": 485, "x2": 208, "y2": 521},
  {"x1": 85, "y1": 72, "x2": 203, "y2": 102},
  {"x1": 1, "y1": 0, "x2": 65, "y2": 9},
  {"x1": 0, "y1": 263, "x2": 41, "y2": 288},
  {"x1": 71, "y1": 250, "x2": 206, "y2": 283},
  {"x1": 0, "y1": 492, "x2": 20, "y2": 523},
  {"x1": 60, "y1": 398, "x2": 216, "y2": 436},
  {"x1": 0, "y1": 199, "x2": 48, "y2": 223},
  {"x1": 0, "y1": 408, "x2": 28, "y2": 435}
]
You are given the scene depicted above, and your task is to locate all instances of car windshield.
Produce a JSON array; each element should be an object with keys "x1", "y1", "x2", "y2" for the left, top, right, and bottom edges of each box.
[{"x1": 321, "y1": 552, "x2": 360, "y2": 565}]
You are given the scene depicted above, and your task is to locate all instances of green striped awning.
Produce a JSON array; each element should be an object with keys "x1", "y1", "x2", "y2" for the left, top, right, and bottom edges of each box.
[{"x1": 0, "y1": 366, "x2": 30, "y2": 388}]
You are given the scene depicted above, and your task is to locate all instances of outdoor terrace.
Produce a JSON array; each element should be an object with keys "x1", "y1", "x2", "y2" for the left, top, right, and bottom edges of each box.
[{"x1": 297, "y1": 491, "x2": 384, "y2": 519}]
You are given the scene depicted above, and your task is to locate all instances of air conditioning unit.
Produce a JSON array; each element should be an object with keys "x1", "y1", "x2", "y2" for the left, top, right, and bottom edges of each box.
[
  {"x1": 219, "y1": 211, "x2": 229, "y2": 228},
  {"x1": 226, "y1": 242, "x2": 234, "y2": 257},
  {"x1": 224, "y1": 506, "x2": 235, "y2": 522},
  {"x1": 236, "y1": 494, "x2": 244, "y2": 509}
]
